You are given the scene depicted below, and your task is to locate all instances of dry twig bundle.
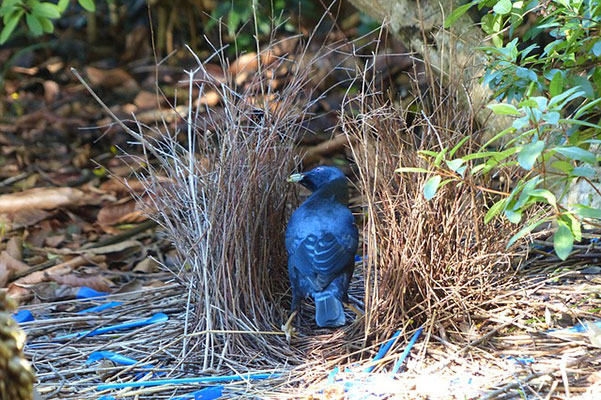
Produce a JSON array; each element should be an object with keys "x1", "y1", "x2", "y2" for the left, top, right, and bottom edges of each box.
[{"x1": 341, "y1": 70, "x2": 522, "y2": 345}]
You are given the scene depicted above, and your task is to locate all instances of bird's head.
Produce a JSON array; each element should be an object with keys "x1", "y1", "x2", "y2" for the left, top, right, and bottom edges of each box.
[{"x1": 287, "y1": 166, "x2": 347, "y2": 193}]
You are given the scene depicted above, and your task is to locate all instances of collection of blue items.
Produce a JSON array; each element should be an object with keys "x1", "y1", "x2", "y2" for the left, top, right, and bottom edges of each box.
[{"x1": 15, "y1": 283, "x2": 600, "y2": 399}]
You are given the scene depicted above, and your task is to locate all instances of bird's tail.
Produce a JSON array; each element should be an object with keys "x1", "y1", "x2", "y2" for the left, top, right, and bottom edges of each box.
[{"x1": 314, "y1": 291, "x2": 345, "y2": 328}]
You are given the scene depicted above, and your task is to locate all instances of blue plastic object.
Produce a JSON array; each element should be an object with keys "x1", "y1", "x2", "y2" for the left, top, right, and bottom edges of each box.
[
  {"x1": 77, "y1": 302, "x2": 122, "y2": 314},
  {"x1": 96, "y1": 372, "x2": 281, "y2": 390},
  {"x1": 548, "y1": 319, "x2": 601, "y2": 334},
  {"x1": 364, "y1": 330, "x2": 402, "y2": 372},
  {"x1": 97, "y1": 396, "x2": 115, "y2": 400},
  {"x1": 173, "y1": 386, "x2": 223, "y2": 400},
  {"x1": 77, "y1": 287, "x2": 109, "y2": 299},
  {"x1": 391, "y1": 326, "x2": 423, "y2": 374},
  {"x1": 13, "y1": 310, "x2": 34, "y2": 323},
  {"x1": 55, "y1": 312, "x2": 169, "y2": 340}
]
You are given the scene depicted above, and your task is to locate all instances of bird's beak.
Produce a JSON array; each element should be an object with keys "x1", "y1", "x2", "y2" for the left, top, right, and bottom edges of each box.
[{"x1": 287, "y1": 173, "x2": 305, "y2": 183}]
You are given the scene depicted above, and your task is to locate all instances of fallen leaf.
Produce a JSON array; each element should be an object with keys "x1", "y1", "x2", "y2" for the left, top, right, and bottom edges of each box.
[
  {"x1": 134, "y1": 91, "x2": 158, "y2": 109},
  {"x1": 6, "y1": 237, "x2": 23, "y2": 260},
  {"x1": 7, "y1": 255, "x2": 106, "y2": 300},
  {"x1": 0, "y1": 187, "x2": 87, "y2": 213},
  {"x1": 97, "y1": 199, "x2": 147, "y2": 229},
  {"x1": 85, "y1": 66, "x2": 139, "y2": 90},
  {"x1": 0, "y1": 260, "x2": 9, "y2": 287},
  {"x1": 0, "y1": 251, "x2": 30, "y2": 273},
  {"x1": 133, "y1": 257, "x2": 159, "y2": 273},
  {"x1": 50, "y1": 274, "x2": 112, "y2": 293},
  {"x1": 43, "y1": 80, "x2": 60, "y2": 104},
  {"x1": 99, "y1": 177, "x2": 148, "y2": 194},
  {"x1": 228, "y1": 51, "x2": 276, "y2": 76}
]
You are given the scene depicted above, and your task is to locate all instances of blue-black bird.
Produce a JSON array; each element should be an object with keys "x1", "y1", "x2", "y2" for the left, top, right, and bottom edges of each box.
[{"x1": 282, "y1": 166, "x2": 359, "y2": 341}]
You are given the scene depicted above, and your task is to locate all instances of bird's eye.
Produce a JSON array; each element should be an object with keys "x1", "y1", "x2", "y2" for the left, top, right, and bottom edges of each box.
[{"x1": 315, "y1": 167, "x2": 323, "y2": 172}]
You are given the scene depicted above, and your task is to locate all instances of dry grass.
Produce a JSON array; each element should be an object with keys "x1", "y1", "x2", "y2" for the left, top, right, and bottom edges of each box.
[{"x1": 340, "y1": 67, "x2": 523, "y2": 346}]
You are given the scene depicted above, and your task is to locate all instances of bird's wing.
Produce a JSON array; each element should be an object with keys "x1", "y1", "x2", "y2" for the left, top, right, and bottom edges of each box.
[{"x1": 289, "y1": 231, "x2": 357, "y2": 290}]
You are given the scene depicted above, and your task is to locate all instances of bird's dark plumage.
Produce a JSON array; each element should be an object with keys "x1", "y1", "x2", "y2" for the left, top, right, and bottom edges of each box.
[{"x1": 285, "y1": 166, "x2": 358, "y2": 328}]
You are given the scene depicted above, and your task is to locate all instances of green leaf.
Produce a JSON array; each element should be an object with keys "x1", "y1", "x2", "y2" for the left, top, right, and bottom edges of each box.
[
  {"x1": 493, "y1": 0, "x2": 512, "y2": 15},
  {"x1": 504, "y1": 208, "x2": 522, "y2": 224},
  {"x1": 550, "y1": 160, "x2": 573, "y2": 173},
  {"x1": 564, "y1": 213, "x2": 582, "y2": 242},
  {"x1": 485, "y1": 198, "x2": 507, "y2": 224},
  {"x1": 423, "y1": 175, "x2": 442, "y2": 201},
  {"x1": 0, "y1": 9, "x2": 23, "y2": 44},
  {"x1": 395, "y1": 167, "x2": 431, "y2": 174},
  {"x1": 517, "y1": 140, "x2": 545, "y2": 170},
  {"x1": 78, "y1": 0, "x2": 96, "y2": 12},
  {"x1": 572, "y1": 205, "x2": 601, "y2": 219},
  {"x1": 487, "y1": 103, "x2": 522, "y2": 116},
  {"x1": 57, "y1": 0, "x2": 70, "y2": 12},
  {"x1": 572, "y1": 166, "x2": 595, "y2": 177},
  {"x1": 529, "y1": 189, "x2": 557, "y2": 209},
  {"x1": 445, "y1": 159, "x2": 465, "y2": 172},
  {"x1": 434, "y1": 148, "x2": 448, "y2": 167},
  {"x1": 32, "y1": 2, "x2": 61, "y2": 19},
  {"x1": 25, "y1": 14, "x2": 43, "y2": 36},
  {"x1": 38, "y1": 16, "x2": 54, "y2": 33},
  {"x1": 549, "y1": 71, "x2": 563, "y2": 98},
  {"x1": 444, "y1": 3, "x2": 473, "y2": 28},
  {"x1": 575, "y1": 98, "x2": 601, "y2": 119},
  {"x1": 553, "y1": 222, "x2": 574, "y2": 260},
  {"x1": 449, "y1": 136, "x2": 470, "y2": 158},
  {"x1": 554, "y1": 146, "x2": 597, "y2": 164},
  {"x1": 507, "y1": 218, "x2": 549, "y2": 248}
]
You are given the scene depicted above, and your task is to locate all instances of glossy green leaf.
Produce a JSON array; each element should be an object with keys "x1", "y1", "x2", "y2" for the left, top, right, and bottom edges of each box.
[
  {"x1": 553, "y1": 222, "x2": 574, "y2": 261},
  {"x1": 554, "y1": 146, "x2": 597, "y2": 164},
  {"x1": 449, "y1": 136, "x2": 470, "y2": 157},
  {"x1": 25, "y1": 14, "x2": 43, "y2": 36},
  {"x1": 517, "y1": 141, "x2": 544, "y2": 170},
  {"x1": 445, "y1": 159, "x2": 465, "y2": 172},
  {"x1": 572, "y1": 205, "x2": 601, "y2": 219},
  {"x1": 507, "y1": 218, "x2": 549, "y2": 248},
  {"x1": 78, "y1": 0, "x2": 96, "y2": 12},
  {"x1": 485, "y1": 198, "x2": 507, "y2": 224},
  {"x1": 444, "y1": 3, "x2": 473, "y2": 28},
  {"x1": 487, "y1": 103, "x2": 521, "y2": 116},
  {"x1": 423, "y1": 175, "x2": 441, "y2": 201},
  {"x1": 0, "y1": 9, "x2": 23, "y2": 44},
  {"x1": 493, "y1": 0, "x2": 512, "y2": 15},
  {"x1": 32, "y1": 3, "x2": 61, "y2": 19},
  {"x1": 549, "y1": 71, "x2": 563, "y2": 98}
]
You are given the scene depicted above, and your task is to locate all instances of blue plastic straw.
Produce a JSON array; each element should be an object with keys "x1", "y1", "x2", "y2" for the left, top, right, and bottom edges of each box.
[
  {"x1": 55, "y1": 312, "x2": 168, "y2": 340},
  {"x1": 391, "y1": 326, "x2": 423, "y2": 374},
  {"x1": 97, "y1": 372, "x2": 281, "y2": 389},
  {"x1": 78, "y1": 302, "x2": 122, "y2": 314},
  {"x1": 364, "y1": 330, "x2": 402, "y2": 372},
  {"x1": 172, "y1": 386, "x2": 223, "y2": 400}
]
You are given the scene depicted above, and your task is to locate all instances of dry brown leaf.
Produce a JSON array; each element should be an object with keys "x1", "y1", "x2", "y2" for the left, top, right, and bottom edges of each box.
[
  {"x1": 0, "y1": 259, "x2": 10, "y2": 287},
  {"x1": 195, "y1": 90, "x2": 220, "y2": 107},
  {"x1": 7, "y1": 255, "x2": 106, "y2": 300},
  {"x1": 0, "y1": 251, "x2": 30, "y2": 274},
  {"x1": 6, "y1": 237, "x2": 23, "y2": 260},
  {"x1": 228, "y1": 51, "x2": 276, "y2": 75},
  {"x1": 85, "y1": 66, "x2": 139, "y2": 90},
  {"x1": 0, "y1": 209, "x2": 51, "y2": 231},
  {"x1": 134, "y1": 91, "x2": 158, "y2": 109},
  {"x1": 49, "y1": 274, "x2": 112, "y2": 293},
  {"x1": 0, "y1": 187, "x2": 87, "y2": 213},
  {"x1": 133, "y1": 257, "x2": 158, "y2": 273},
  {"x1": 97, "y1": 199, "x2": 147, "y2": 228},
  {"x1": 43, "y1": 80, "x2": 60, "y2": 104},
  {"x1": 99, "y1": 177, "x2": 149, "y2": 193}
]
